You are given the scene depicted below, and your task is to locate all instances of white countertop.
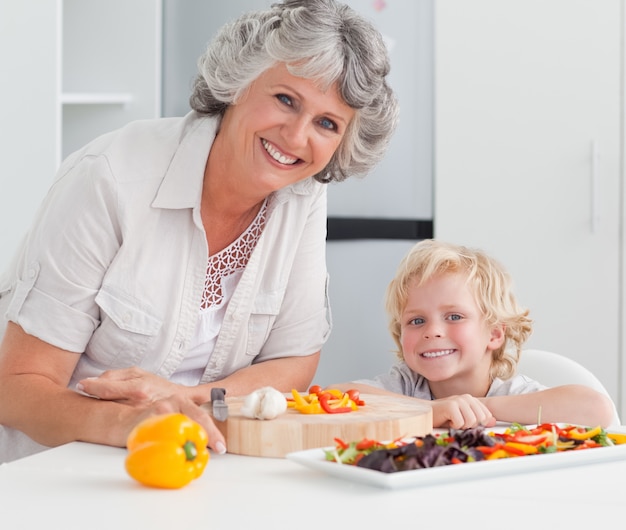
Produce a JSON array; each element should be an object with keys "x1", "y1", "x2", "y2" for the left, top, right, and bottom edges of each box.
[{"x1": 1, "y1": 440, "x2": 624, "y2": 529}]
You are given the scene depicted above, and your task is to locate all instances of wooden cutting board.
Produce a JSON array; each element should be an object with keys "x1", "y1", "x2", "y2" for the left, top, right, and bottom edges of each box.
[{"x1": 211, "y1": 393, "x2": 432, "y2": 458}]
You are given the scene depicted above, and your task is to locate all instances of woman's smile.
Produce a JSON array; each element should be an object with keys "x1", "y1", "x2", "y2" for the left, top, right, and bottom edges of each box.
[{"x1": 260, "y1": 138, "x2": 300, "y2": 166}]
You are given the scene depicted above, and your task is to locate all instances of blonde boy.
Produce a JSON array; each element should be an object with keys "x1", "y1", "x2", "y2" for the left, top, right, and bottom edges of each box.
[{"x1": 334, "y1": 240, "x2": 617, "y2": 428}]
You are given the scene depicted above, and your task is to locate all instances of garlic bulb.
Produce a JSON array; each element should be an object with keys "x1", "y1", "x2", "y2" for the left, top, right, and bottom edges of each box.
[{"x1": 240, "y1": 386, "x2": 288, "y2": 420}]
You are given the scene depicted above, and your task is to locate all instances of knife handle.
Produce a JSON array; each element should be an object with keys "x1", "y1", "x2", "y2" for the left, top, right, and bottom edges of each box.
[{"x1": 211, "y1": 387, "x2": 226, "y2": 402}]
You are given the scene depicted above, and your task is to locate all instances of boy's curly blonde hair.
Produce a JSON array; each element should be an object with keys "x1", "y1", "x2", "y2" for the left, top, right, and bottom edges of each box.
[{"x1": 385, "y1": 239, "x2": 532, "y2": 380}]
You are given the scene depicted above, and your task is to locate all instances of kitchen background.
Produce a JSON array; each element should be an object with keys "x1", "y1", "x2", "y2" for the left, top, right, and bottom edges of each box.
[{"x1": 1, "y1": 0, "x2": 624, "y2": 417}]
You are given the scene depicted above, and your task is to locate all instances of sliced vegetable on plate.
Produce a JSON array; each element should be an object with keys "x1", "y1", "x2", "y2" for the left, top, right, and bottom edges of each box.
[{"x1": 324, "y1": 423, "x2": 626, "y2": 473}]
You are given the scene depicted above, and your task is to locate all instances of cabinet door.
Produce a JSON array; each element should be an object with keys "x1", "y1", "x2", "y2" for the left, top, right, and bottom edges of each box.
[{"x1": 434, "y1": 0, "x2": 622, "y2": 412}]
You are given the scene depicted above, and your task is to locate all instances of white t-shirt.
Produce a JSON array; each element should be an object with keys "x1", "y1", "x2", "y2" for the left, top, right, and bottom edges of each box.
[{"x1": 354, "y1": 361, "x2": 547, "y2": 398}]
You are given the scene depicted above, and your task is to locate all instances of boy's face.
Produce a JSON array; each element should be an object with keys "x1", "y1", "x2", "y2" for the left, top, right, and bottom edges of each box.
[{"x1": 399, "y1": 272, "x2": 504, "y2": 397}]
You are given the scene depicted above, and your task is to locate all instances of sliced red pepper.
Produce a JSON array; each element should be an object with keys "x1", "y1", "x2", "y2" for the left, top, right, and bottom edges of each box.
[
  {"x1": 476, "y1": 444, "x2": 503, "y2": 455},
  {"x1": 356, "y1": 438, "x2": 378, "y2": 451},
  {"x1": 576, "y1": 439, "x2": 602, "y2": 449},
  {"x1": 345, "y1": 389, "x2": 366, "y2": 406},
  {"x1": 319, "y1": 393, "x2": 352, "y2": 414},
  {"x1": 334, "y1": 437, "x2": 349, "y2": 450},
  {"x1": 510, "y1": 434, "x2": 548, "y2": 445},
  {"x1": 536, "y1": 423, "x2": 566, "y2": 435}
]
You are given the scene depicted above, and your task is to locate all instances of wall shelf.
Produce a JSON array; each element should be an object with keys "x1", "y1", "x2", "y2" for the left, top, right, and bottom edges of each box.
[
  {"x1": 59, "y1": 0, "x2": 161, "y2": 161},
  {"x1": 60, "y1": 92, "x2": 133, "y2": 105}
]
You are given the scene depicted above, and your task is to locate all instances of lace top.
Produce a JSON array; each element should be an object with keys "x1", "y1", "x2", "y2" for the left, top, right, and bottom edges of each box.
[
  {"x1": 171, "y1": 200, "x2": 268, "y2": 385},
  {"x1": 200, "y1": 201, "x2": 268, "y2": 311}
]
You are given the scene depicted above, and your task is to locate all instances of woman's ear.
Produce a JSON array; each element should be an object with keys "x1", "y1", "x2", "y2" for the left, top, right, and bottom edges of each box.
[{"x1": 487, "y1": 324, "x2": 506, "y2": 351}]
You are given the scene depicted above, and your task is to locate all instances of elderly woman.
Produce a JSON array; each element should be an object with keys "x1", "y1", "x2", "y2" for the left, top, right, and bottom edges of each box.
[{"x1": 0, "y1": 0, "x2": 398, "y2": 462}]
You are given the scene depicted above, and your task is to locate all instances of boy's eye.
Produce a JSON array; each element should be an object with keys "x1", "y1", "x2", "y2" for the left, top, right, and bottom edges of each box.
[
  {"x1": 276, "y1": 93, "x2": 293, "y2": 106},
  {"x1": 447, "y1": 314, "x2": 462, "y2": 321},
  {"x1": 409, "y1": 317, "x2": 425, "y2": 325}
]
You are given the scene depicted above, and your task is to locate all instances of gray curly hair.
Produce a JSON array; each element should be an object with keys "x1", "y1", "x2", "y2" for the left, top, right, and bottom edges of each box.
[{"x1": 189, "y1": 0, "x2": 399, "y2": 183}]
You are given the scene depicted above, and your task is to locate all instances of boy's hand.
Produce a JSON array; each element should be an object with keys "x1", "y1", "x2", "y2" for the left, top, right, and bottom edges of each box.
[{"x1": 431, "y1": 394, "x2": 497, "y2": 429}]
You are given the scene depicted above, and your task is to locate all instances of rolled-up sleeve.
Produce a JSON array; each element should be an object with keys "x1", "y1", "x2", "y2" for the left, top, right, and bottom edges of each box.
[{"x1": 5, "y1": 154, "x2": 121, "y2": 352}]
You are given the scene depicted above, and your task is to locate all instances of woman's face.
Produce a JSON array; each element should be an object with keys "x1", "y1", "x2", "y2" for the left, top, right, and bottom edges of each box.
[{"x1": 216, "y1": 62, "x2": 355, "y2": 195}]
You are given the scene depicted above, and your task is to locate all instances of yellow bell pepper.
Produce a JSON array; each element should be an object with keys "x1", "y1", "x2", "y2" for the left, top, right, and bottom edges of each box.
[
  {"x1": 485, "y1": 448, "x2": 510, "y2": 460},
  {"x1": 125, "y1": 413, "x2": 210, "y2": 489},
  {"x1": 504, "y1": 441, "x2": 539, "y2": 455},
  {"x1": 567, "y1": 425, "x2": 602, "y2": 440},
  {"x1": 608, "y1": 432, "x2": 626, "y2": 444}
]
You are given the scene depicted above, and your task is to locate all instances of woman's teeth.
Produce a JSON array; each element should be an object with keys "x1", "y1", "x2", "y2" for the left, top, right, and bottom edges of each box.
[
  {"x1": 262, "y1": 139, "x2": 298, "y2": 165},
  {"x1": 422, "y1": 349, "x2": 455, "y2": 358}
]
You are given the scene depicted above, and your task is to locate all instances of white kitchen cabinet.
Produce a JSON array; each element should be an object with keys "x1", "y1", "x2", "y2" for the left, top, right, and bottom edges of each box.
[
  {"x1": 0, "y1": 0, "x2": 162, "y2": 271},
  {"x1": 434, "y1": 0, "x2": 624, "y2": 416},
  {"x1": 60, "y1": 0, "x2": 162, "y2": 163}
]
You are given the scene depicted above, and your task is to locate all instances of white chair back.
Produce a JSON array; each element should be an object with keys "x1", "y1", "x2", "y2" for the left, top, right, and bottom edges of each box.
[{"x1": 517, "y1": 349, "x2": 621, "y2": 426}]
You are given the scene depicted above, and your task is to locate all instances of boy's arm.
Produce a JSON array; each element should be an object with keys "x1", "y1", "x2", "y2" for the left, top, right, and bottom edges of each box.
[
  {"x1": 329, "y1": 382, "x2": 497, "y2": 429},
  {"x1": 480, "y1": 385, "x2": 617, "y2": 427}
]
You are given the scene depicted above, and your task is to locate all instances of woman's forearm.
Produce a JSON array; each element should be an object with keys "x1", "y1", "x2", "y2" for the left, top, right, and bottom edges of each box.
[
  {"x1": 0, "y1": 373, "x2": 135, "y2": 448},
  {"x1": 189, "y1": 351, "x2": 321, "y2": 403}
]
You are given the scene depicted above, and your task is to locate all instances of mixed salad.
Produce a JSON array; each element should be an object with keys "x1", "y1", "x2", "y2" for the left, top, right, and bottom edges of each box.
[{"x1": 324, "y1": 423, "x2": 626, "y2": 473}]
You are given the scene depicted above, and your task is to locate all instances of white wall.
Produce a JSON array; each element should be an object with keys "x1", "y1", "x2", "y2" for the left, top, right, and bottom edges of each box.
[
  {"x1": 0, "y1": 0, "x2": 59, "y2": 271},
  {"x1": 434, "y1": 0, "x2": 624, "y2": 414}
]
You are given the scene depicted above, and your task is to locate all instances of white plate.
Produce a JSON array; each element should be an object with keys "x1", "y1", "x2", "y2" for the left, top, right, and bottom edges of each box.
[{"x1": 286, "y1": 430, "x2": 626, "y2": 490}]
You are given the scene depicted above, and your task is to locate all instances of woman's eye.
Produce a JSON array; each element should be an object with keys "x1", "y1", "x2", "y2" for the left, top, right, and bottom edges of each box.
[
  {"x1": 276, "y1": 93, "x2": 293, "y2": 106},
  {"x1": 319, "y1": 117, "x2": 337, "y2": 131}
]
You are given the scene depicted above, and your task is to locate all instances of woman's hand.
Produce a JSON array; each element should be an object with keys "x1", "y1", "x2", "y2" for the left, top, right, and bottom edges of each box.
[
  {"x1": 78, "y1": 373, "x2": 228, "y2": 454},
  {"x1": 0, "y1": 324, "x2": 227, "y2": 454},
  {"x1": 77, "y1": 367, "x2": 190, "y2": 406},
  {"x1": 431, "y1": 394, "x2": 497, "y2": 429},
  {"x1": 127, "y1": 394, "x2": 227, "y2": 455}
]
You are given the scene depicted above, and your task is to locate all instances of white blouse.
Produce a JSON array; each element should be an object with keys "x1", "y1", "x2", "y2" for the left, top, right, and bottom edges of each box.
[
  {"x1": 0, "y1": 112, "x2": 331, "y2": 463},
  {"x1": 171, "y1": 200, "x2": 268, "y2": 385}
]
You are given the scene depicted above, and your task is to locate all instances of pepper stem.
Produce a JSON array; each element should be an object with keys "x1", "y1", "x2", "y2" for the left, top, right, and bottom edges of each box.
[{"x1": 183, "y1": 440, "x2": 198, "y2": 461}]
